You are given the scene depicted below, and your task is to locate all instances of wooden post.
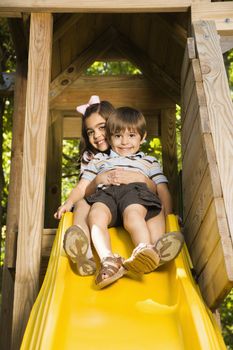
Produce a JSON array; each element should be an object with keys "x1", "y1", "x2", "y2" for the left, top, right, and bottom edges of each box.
[
  {"x1": 44, "y1": 110, "x2": 63, "y2": 228},
  {"x1": 161, "y1": 107, "x2": 179, "y2": 213},
  {"x1": 0, "y1": 18, "x2": 28, "y2": 350},
  {"x1": 0, "y1": 59, "x2": 27, "y2": 350},
  {"x1": 11, "y1": 13, "x2": 53, "y2": 350},
  {"x1": 193, "y1": 21, "x2": 233, "y2": 243}
]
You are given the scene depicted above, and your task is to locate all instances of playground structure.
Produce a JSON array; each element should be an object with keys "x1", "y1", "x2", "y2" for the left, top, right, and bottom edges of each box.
[{"x1": 0, "y1": 1, "x2": 233, "y2": 349}]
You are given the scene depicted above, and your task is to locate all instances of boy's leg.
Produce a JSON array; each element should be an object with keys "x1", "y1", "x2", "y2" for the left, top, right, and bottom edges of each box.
[
  {"x1": 63, "y1": 199, "x2": 96, "y2": 276},
  {"x1": 88, "y1": 202, "x2": 125, "y2": 288},
  {"x1": 122, "y1": 204, "x2": 160, "y2": 274}
]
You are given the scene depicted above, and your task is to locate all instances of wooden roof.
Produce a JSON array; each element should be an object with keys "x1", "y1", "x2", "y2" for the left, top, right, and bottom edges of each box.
[{"x1": 49, "y1": 13, "x2": 186, "y2": 104}]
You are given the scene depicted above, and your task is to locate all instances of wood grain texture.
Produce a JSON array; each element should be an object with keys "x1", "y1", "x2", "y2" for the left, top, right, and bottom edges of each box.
[
  {"x1": 0, "y1": 0, "x2": 190, "y2": 13},
  {"x1": 193, "y1": 20, "x2": 233, "y2": 243},
  {"x1": 192, "y1": 2, "x2": 233, "y2": 35},
  {"x1": 45, "y1": 110, "x2": 63, "y2": 228},
  {"x1": 161, "y1": 108, "x2": 179, "y2": 212},
  {"x1": 50, "y1": 27, "x2": 117, "y2": 102},
  {"x1": 51, "y1": 75, "x2": 174, "y2": 112},
  {"x1": 11, "y1": 13, "x2": 53, "y2": 350}
]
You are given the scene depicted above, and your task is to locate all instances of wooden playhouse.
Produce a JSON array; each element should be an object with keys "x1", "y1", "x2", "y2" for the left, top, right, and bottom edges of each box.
[{"x1": 0, "y1": 1, "x2": 233, "y2": 349}]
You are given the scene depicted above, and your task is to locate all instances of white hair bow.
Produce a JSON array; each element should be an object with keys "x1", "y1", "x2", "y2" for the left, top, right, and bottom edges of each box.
[{"x1": 76, "y1": 95, "x2": 100, "y2": 115}]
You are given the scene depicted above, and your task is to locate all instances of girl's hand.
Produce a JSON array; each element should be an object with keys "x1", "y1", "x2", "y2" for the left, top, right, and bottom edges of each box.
[{"x1": 54, "y1": 200, "x2": 73, "y2": 220}]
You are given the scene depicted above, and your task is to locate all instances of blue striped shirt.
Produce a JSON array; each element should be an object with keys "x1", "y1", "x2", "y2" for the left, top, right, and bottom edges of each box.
[{"x1": 81, "y1": 150, "x2": 168, "y2": 186}]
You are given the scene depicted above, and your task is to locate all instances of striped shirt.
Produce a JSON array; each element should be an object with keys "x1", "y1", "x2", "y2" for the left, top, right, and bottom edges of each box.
[{"x1": 81, "y1": 149, "x2": 168, "y2": 186}]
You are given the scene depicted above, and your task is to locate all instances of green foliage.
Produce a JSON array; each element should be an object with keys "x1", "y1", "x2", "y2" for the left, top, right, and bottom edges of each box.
[
  {"x1": 86, "y1": 61, "x2": 141, "y2": 75},
  {"x1": 1, "y1": 99, "x2": 13, "y2": 222},
  {"x1": 220, "y1": 289, "x2": 233, "y2": 349},
  {"x1": 61, "y1": 139, "x2": 80, "y2": 203}
]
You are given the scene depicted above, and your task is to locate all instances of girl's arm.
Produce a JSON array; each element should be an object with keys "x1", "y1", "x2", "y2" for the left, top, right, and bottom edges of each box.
[
  {"x1": 85, "y1": 168, "x2": 157, "y2": 196},
  {"x1": 54, "y1": 178, "x2": 90, "y2": 219}
]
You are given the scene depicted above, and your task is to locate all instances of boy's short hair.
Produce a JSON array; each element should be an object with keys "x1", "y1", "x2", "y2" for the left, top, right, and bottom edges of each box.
[{"x1": 106, "y1": 107, "x2": 147, "y2": 140}]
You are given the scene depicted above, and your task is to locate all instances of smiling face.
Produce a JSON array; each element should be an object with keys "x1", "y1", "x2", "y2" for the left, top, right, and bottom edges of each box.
[
  {"x1": 110, "y1": 128, "x2": 146, "y2": 156},
  {"x1": 85, "y1": 112, "x2": 109, "y2": 152}
]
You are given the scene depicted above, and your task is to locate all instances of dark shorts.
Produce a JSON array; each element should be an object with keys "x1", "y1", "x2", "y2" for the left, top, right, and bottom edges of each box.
[{"x1": 85, "y1": 182, "x2": 161, "y2": 227}]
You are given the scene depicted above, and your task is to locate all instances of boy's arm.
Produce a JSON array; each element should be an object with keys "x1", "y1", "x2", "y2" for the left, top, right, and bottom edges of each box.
[
  {"x1": 54, "y1": 178, "x2": 90, "y2": 219},
  {"x1": 156, "y1": 183, "x2": 173, "y2": 217}
]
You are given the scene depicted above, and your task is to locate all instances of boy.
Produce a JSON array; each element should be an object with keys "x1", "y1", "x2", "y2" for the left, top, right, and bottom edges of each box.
[{"x1": 81, "y1": 107, "x2": 184, "y2": 288}]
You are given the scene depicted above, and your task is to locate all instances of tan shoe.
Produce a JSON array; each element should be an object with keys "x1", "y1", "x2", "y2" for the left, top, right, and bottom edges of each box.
[
  {"x1": 63, "y1": 225, "x2": 96, "y2": 276},
  {"x1": 123, "y1": 243, "x2": 160, "y2": 274}
]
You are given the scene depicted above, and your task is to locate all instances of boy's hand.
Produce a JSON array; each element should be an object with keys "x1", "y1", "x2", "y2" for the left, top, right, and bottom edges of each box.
[{"x1": 54, "y1": 200, "x2": 73, "y2": 220}]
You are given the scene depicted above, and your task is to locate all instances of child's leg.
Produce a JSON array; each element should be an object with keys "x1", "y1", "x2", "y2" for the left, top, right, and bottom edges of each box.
[
  {"x1": 88, "y1": 202, "x2": 113, "y2": 260},
  {"x1": 123, "y1": 203, "x2": 151, "y2": 245},
  {"x1": 73, "y1": 199, "x2": 93, "y2": 259},
  {"x1": 122, "y1": 204, "x2": 160, "y2": 274},
  {"x1": 147, "y1": 209, "x2": 184, "y2": 266},
  {"x1": 146, "y1": 208, "x2": 165, "y2": 244},
  {"x1": 63, "y1": 199, "x2": 96, "y2": 276},
  {"x1": 88, "y1": 202, "x2": 125, "y2": 288}
]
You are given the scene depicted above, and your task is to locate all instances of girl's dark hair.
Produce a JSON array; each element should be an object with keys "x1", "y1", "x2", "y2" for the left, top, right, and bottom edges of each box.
[
  {"x1": 79, "y1": 101, "x2": 115, "y2": 159},
  {"x1": 106, "y1": 106, "x2": 147, "y2": 142}
]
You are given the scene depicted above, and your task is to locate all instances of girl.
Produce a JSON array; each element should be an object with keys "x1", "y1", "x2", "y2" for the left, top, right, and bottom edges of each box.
[{"x1": 54, "y1": 96, "x2": 160, "y2": 276}]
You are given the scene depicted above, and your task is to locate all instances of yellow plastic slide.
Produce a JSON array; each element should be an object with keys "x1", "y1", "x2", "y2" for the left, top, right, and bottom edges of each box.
[{"x1": 21, "y1": 213, "x2": 226, "y2": 350}]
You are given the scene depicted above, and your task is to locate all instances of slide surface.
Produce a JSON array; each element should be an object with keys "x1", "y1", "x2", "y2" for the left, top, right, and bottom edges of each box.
[{"x1": 21, "y1": 213, "x2": 226, "y2": 350}]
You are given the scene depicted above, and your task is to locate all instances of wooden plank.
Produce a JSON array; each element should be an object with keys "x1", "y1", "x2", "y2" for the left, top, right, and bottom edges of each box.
[
  {"x1": 51, "y1": 38, "x2": 61, "y2": 80},
  {"x1": 220, "y1": 35, "x2": 233, "y2": 54},
  {"x1": 53, "y1": 13, "x2": 83, "y2": 43},
  {"x1": 165, "y1": 36, "x2": 184, "y2": 83},
  {"x1": 42, "y1": 229, "x2": 56, "y2": 258},
  {"x1": 182, "y1": 117, "x2": 208, "y2": 221},
  {"x1": 129, "y1": 13, "x2": 151, "y2": 52},
  {"x1": 63, "y1": 116, "x2": 82, "y2": 138},
  {"x1": 181, "y1": 37, "x2": 196, "y2": 90},
  {"x1": 11, "y1": 13, "x2": 53, "y2": 350},
  {"x1": 148, "y1": 19, "x2": 170, "y2": 68},
  {"x1": 115, "y1": 32, "x2": 180, "y2": 103},
  {"x1": 63, "y1": 113, "x2": 160, "y2": 139},
  {"x1": 183, "y1": 132, "x2": 222, "y2": 240},
  {"x1": 181, "y1": 58, "x2": 202, "y2": 120},
  {"x1": 51, "y1": 75, "x2": 175, "y2": 112},
  {"x1": 190, "y1": 198, "x2": 231, "y2": 277},
  {"x1": 184, "y1": 167, "x2": 213, "y2": 247},
  {"x1": 0, "y1": 12, "x2": 21, "y2": 17},
  {"x1": 160, "y1": 108, "x2": 179, "y2": 212},
  {"x1": 0, "y1": 61, "x2": 27, "y2": 350},
  {"x1": 198, "y1": 207, "x2": 233, "y2": 308},
  {"x1": 192, "y1": 2, "x2": 233, "y2": 35},
  {"x1": 45, "y1": 110, "x2": 63, "y2": 228},
  {"x1": 182, "y1": 85, "x2": 210, "y2": 159},
  {"x1": 193, "y1": 21, "x2": 233, "y2": 243},
  {"x1": 0, "y1": 1, "x2": 191, "y2": 14},
  {"x1": 152, "y1": 13, "x2": 187, "y2": 49},
  {"x1": 50, "y1": 27, "x2": 117, "y2": 102}
]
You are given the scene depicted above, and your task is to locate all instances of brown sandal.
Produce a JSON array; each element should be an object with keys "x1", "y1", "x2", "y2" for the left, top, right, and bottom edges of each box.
[{"x1": 95, "y1": 255, "x2": 126, "y2": 289}]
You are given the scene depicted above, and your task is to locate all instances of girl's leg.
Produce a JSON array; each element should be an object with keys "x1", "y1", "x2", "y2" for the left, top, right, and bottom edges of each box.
[
  {"x1": 88, "y1": 202, "x2": 113, "y2": 260},
  {"x1": 63, "y1": 199, "x2": 96, "y2": 276},
  {"x1": 73, "y1": 199, "x2": 93, "y2": 259},
  {"x1": 147, "y1": 209, "x2": 184, "y2": 266},
  {"x1": 88, "y1": 202, "x2": 125, "y2": 288}
]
